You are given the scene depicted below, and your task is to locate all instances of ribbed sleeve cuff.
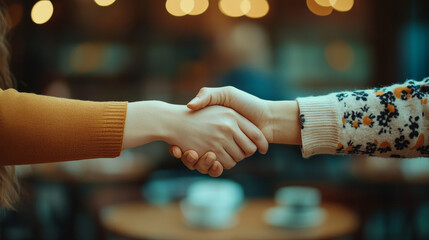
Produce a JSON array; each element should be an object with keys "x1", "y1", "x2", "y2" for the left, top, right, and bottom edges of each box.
[
  {"x1": 296, "y1": 95, "x2": 339, "y2": 158},
  {"x1": 86, "y1": 102, "x2": 128, "y2": 159}
]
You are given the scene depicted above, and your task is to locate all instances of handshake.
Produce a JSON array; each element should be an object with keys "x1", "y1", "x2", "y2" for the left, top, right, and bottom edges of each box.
[{"x1": 162, "y1": 87, "x2": 301, "y2": 177}]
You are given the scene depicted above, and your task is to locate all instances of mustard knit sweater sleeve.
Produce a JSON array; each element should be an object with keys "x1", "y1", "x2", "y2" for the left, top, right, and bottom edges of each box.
[{"x1": 0, "y1": 88, "x2": 127, "y2": 166}]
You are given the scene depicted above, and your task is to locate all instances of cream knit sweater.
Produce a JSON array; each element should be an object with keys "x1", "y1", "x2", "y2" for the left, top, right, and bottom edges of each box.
[{"x1": 297, "y1": 77, "x2": 429, "y2": 158}]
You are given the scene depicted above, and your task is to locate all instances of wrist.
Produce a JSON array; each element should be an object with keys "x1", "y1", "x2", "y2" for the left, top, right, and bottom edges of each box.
[
  {"x1": 266, "y1": 100, "x2": 301, "y2": 145},
  {"x1": 123, "y1": 101, "x2": 174, "y2": 149},
  {"x1": 258, "y1": 100, "x2": 275, "y2": 143},
  {"x1": 156, "y1": 103, "x2": 188, "y2": 144}
]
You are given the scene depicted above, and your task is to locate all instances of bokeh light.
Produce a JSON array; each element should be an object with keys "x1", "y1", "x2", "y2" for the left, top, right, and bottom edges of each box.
[
  {"x1": 166, "y1": 0, "x2": 187, "y2": 17},
  {"x1": 306, "y1": 0, "x2": 333, "y2": 16},
  {"x1": 165, "y1": 0, "x2": 267, "y2": 18},
  {"x1": 94, "y1": 0, "x2": 116, "y2": 7},
  {"x1": 329, "y1": 0, "x2": 354, "y2": 12},
  {"x1": 241, "y1": 0, "x2": 251, "y2": 15},
  {"x1": 325, "y1": 40, "x2": 354, "y2": 71},
  {"x1": 180, "y1": 0, "x2": 195, "y2": 14},
  {"x1": 31, "y1": 1, "x2": 54, "y2": 25},
  {"x1": 314, "y1": 0, "x2": 332, "y2": 7},
  {"x1": 189, "y1": 0, "x2": 209, "y2": 15},
  {"x1": 245, "y1": 0, "x2": 269, "y2": 19},
  {"x1": 219, "y1": 0, "x2": 250, "y2": 17}
]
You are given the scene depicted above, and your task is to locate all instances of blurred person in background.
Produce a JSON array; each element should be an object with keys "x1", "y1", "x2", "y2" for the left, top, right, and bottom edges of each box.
[
  {"x1": 215, "y1": 22, "x2": 279, "y2": 100},
  {"x1": 0, "y1": 8, "x2": 269, "y2": 210},
  {"x1": 172, "y1": 77, "x2": 429, "y2": 172}
]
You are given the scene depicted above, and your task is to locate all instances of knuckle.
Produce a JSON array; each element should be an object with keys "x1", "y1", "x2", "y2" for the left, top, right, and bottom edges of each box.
[
  {"x1": 226, "y1": 108, "x2": 236, "y2": 116},
  {"x1": 219, "y1": 108, "x2": 235, "y2": 117},
  {"x1": 250, "y1": 131, "x2": 263, "y2": 143},
  {"x1": 200, "y1": 87, "x2": 208, "y2": 93},
  {"x1": 217, "y1": 124, "x2": 232, "y2": 134},
  {"x1": 224, "y1": 86, "x2": 235, "y2": 92},
  {"x1": 210, "y1": 142, "x2": 220, "y2": 150},
  {"x1": 212, "y1": 134, "x2": 224, "y2": 143}
]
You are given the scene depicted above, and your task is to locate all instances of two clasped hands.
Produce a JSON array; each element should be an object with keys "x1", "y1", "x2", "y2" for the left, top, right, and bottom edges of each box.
[{"x1": 157, "y1": 87, "x2": 301, "y2": 177}]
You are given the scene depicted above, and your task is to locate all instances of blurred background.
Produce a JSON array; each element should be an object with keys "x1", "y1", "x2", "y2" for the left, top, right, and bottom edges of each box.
[{"x1": 1, "y1": 0, "x2": 429, "y2": 239}]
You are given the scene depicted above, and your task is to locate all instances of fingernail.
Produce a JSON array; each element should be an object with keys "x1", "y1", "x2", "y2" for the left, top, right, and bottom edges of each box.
[
  {"x1": 212, "y1": 164, "x2": 218, "y2": 171},
  {"x1": 188, "y1": 97, "x2": 199, "y2": 105},
  {"x1": 187, "y1": 154, "x2": 196, "y2": 163}
]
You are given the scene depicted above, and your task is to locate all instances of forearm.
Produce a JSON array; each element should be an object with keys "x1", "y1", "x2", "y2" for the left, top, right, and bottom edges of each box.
[{"x1": 265, "y1": 100, "x2": 301, "y2": 145}]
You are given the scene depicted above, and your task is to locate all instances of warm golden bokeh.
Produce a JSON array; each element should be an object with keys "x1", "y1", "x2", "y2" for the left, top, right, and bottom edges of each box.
[
  {"x1": 94, "y1": 0, "x2": 116, "y2": 7},
  {"x1": 314, "y1": 0, "x2": 332, "y2": 7},
  {"x1": 180, "y1": 0, "x2": 195, "y2": 14},
  {"x1": 329, "y1": 0, "x2": 354, "y2": 12},
  {"x1": 306, "y1": 0, "x2": 333, "y2": 16},
  {"x1": 219, "y1": 0, "x2": 250, "y2": 17},
  {"x1": 31, "y1": 1, "x2": 54, "y2": 24},
  {"x1": 166, "y1": 0, "x2": 187, "y2": 16},
  {"x1": 246, "y1": 0, "x2": 270, "y2": 18},
  {"x1": 189, "y1": 0, "x2": 209, "y2": 15}
]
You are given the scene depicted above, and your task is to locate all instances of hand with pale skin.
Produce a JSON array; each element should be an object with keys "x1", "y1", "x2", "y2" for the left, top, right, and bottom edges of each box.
[
  {"x1": 123, "y1": 101, "x2": 268, "y2": 177},
  {"x1": 169, "y1": 86, "x2": 302, "y2": 176}
]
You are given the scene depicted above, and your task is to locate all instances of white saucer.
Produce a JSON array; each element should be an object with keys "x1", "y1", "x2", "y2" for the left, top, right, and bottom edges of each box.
[{"x1": 263, "y1": 206, "x2": 326, "y2": 229}]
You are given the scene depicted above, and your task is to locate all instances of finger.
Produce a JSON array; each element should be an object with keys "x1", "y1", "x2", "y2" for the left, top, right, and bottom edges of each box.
[
  {"x1": 235, "y1": 113, "x2": 269, "y2": 154},
  {"x1": 218, "y1": 148, "x2": 237, "y2": 170},
  {"x1": 195, "y1": 152, "x2": 216, "y2": 174},
  {"x1": 224, "y1": 142, "x2": 246, "y2": 163},
  {"x1": 169, "y1": 145, "x2": 183, "y2": 158},
  {"x1": 208, "y1": 161, "x2": 223, "y2": 177},
  {"x1": 233, "y1": 126, "x2": 258, "y2": 158},
  {"x1": 180, "y1": 150, "x2": 199, "y2": 170}
]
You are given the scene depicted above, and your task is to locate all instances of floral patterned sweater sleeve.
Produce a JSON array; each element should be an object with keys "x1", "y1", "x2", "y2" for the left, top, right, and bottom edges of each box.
[{"x1": 296, "y1": 77, "x2": 429, "y2": 158}]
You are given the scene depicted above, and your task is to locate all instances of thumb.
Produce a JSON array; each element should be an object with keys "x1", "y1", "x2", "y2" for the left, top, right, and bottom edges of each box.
[
  {"x1": 187, "y1": 87, "x2": 234, "y2": 110},
  {"x1": 187, "y1": 88, "x2": 212, "y2": 110}
]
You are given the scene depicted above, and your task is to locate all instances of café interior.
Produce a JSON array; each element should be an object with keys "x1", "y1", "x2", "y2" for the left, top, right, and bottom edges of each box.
[{"x1": 1, "y1": 0, "x2": 429, "y2": 239}]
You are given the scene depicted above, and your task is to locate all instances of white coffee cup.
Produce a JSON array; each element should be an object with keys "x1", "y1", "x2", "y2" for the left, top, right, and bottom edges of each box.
[
  {"x1": 275, "y1": 186, "x2": 320, "y2": 208},
  {"x1": 180, "y1": 179, "x2": 244, "y2": 229},
  {"x1": 264, "y1": 186, "x2": 324, "y2": 228}
]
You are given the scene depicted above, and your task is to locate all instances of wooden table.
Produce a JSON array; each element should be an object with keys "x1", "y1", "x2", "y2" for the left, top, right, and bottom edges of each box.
[{"x1": 101, "y1": 199, "x2": 359, "y2": 240}]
